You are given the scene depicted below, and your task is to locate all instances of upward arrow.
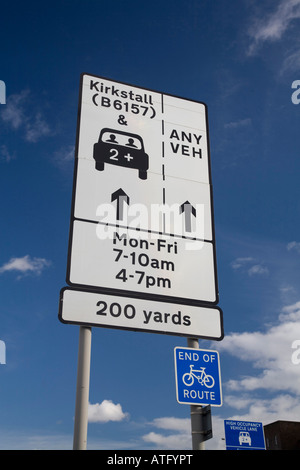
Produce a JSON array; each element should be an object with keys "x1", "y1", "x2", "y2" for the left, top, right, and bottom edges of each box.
[
  {"x1": 179, "y1": 201, "x2": 196, "y2": 233},
  {"x1": 111, "y1": 188, "x2": 130, "y2": 221}
]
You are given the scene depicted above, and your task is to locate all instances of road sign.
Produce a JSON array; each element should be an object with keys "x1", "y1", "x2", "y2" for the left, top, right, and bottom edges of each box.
[
  {"x1": 66, "y1": 73, "x2": 220, "y2": 309},
  {"x1": 224, "y1": 420, "x2": 266, "y2": 450},
  {"x1": 67, "y1": 220, "x2": 217, "y2": 304},
  {"x1": 174, "y1": 347, "x2": 222, "y2": 406},
  {"x1": 59, "y1": 287, "x2": 223, "y2": 340}
]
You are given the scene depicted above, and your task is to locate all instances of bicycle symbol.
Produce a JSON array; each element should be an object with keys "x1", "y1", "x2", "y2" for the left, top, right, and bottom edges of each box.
[{"x1": 182, "y1": 365, "x2": 215, "y2": 388}]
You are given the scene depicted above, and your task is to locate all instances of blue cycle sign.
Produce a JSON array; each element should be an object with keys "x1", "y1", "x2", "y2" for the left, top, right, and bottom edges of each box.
[{"x1": 174, "y1": 347, "x2": 222, "y2": 406}]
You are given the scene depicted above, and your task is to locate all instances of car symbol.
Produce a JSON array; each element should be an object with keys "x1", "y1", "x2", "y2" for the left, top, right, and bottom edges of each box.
[
  {"x1": 239, "y1": 431, "x2": 251, "y2": 446},
  {"x1": 93, "y1": 128, "x2": 149, "y2": 180}
]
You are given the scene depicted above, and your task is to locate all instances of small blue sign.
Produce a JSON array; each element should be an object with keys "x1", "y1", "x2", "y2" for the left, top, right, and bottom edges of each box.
[
  {"x1": 224, "y1": 420, "x2": 265, "y2": 450},
  {"x1": 174, "y1": 347, "x2": 222, "y2": 406}
]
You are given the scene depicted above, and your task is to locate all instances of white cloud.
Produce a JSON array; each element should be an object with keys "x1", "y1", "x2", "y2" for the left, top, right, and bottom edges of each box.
[
  {"x1": 142, "y1": 417, "x2": 191, "y2": 450},
  {"x1": 223, "y1": 394, "x2": 300, "y2": 429},
  {"x1": 217, "y1": 300, "x2": 300, "y2": 394},
  {"x1": 247, "y1": 0, "x2": 300, "y2": 55},
  {"x1": 0, "y1": 255, "x2": 51, "y2": 277},
  {"x1": 224, "y1": 118, "x2": 252, "y2": 129},
  {"x1": 53, "y1": 145, "x2": 75, "y2": 168},
  {"x1": 230, "y1": 257, "x2": 268, "y2": 276},
  {"x1": 150, "y1": 417, "x2": 190, "y2": 432},
  {"x1": 280, "y1": 285, "x2": 295, "y2": 294},
  {"x1": 224, "y1": 395, "x2": 254, "y2": 411},
  {"x1": 198, "y1": 299, "x2": 300, "y2": 447},
  {"x1": 0, "y1": 90, "x2": 29, "y2": 129},
  {"x1": 0, "y1": 145, "x2": 15, "y2": 162},
  {"x1": 0, "y1": 90, "x2": 52, "y2": 142},
  {"x1": 280, "y1": 300, "x2": 300, "y2": 320},
  {"x1": 281, "y1": 48, "x2": 300, "y2": 74},
  {"x1": 88, "y1": 400, "x2": 129, "y2": 423},
  {"x1": 248, "y1": 264, "x2": 269, "y2": 276},
  {"x1": 25, "y1": 112, "x2": 51, "y2": 142},
  {"x1": 231, "y1": 257, "x2": 254, "y2": 270},
  {"x1": 287, "y1": 241, "x2": 300, "y2": 254},
  {"x1": 143, "y1": 431, "x2": 191, "y2": 450}
]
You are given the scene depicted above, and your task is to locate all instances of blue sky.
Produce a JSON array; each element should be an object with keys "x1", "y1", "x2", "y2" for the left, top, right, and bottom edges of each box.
[{"x1": 1, "y1": 0, "x2": 300, "y2": 450}]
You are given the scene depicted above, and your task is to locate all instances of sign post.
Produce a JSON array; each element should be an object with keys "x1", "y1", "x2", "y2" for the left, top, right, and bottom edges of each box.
[
  {"x1": 73, "y1": 326, "x2": 92, "y2": 450},
  {"x1": 187, "y1": 338, "x2": 206, "y2": 450}
]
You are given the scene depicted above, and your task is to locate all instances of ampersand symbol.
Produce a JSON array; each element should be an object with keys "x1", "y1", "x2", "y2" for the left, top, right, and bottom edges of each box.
[{"x1": 118, "y1": 115, "x2": 128, "y2": 125}]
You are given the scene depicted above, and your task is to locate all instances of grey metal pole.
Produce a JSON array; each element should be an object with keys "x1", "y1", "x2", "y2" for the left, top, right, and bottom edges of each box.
[
  {"x1": 187, "y1": 337, "x2": 205, "y2": 450},
  {"x1": 73, "y1": 326, "x2": 92, "y2": 450}
]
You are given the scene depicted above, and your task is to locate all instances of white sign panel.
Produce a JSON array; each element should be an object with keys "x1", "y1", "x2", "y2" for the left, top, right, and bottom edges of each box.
[
  {"x1": 68, "y1": 220, "x2": 216, "y2": 304},
  {"x1": 66, "y1": 73, "x2": 220, "y2": 310},
  {"x1": 59, "y1": 288, "x2": 223, "y2": 340}
]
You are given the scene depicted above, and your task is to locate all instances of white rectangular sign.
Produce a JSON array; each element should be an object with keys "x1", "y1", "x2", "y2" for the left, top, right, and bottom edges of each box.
[
  {"x1": 68, "y1": 220, "x2": 217, "y2": 304},
  {"x1": 59, "y1": 288, "x2": 223, "y2": 340},
  {"x1": 73, "y1": 74, "x2": 213, "y2": 237},
  {"x1": 66, "y1": 73, "x2": 220, "y2": 309}
]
